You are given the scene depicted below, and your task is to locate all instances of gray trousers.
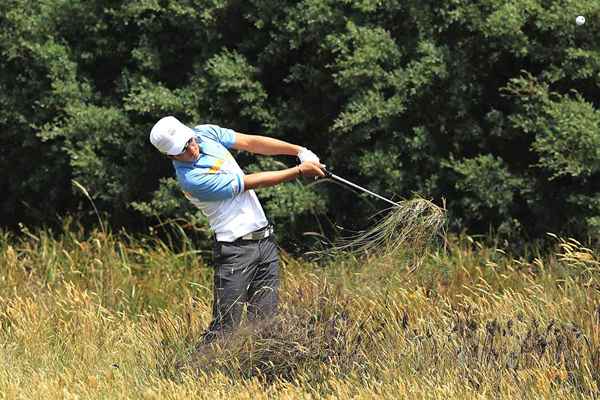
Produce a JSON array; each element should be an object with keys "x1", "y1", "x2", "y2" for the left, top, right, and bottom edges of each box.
[{"x1": 201, "y1": 235, "x2": 279, "y2": 344}]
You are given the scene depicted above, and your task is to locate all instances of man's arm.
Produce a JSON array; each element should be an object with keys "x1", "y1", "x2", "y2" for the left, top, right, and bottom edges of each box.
[
  {"x1": 231, "y1": 133, "x2": 302, "y2": 156},
  {"x1": 243, "y1": 161, "x2": 325, "y2": 190}
]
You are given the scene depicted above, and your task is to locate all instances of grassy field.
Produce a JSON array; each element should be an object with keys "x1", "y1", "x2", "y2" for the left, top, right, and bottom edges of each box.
[{"x1": 0, "y1": 224, "x2": 599, "y2": 399}]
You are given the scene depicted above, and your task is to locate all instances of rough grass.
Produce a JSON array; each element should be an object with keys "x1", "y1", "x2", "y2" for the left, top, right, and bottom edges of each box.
[
  {"x1": 0, "y1": 224, "x2": 599, "y2": 399},
  {"x1": 312, "y1": 197, "x2": 446, "y2": 268}
]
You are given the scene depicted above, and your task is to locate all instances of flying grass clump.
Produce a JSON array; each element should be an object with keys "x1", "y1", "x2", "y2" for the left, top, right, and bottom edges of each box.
[{"x1": 323, "y1": 197, "x2": 446, "y2": 267}]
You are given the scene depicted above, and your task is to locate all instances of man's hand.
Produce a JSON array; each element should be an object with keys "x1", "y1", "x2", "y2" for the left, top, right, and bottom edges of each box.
[
  {"x1": 297, "y1": 148, "x2": 320, "y2": 164},
  {"x1": 298, "y1": 161, "x2": 325, "y2": 178}
]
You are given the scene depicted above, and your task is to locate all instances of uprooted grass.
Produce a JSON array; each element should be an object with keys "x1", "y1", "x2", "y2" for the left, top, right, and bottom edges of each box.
[
  {"x1": 314, "y1": 197, "x2": 446, "y2": 269},
  {"x1": 0, "y1": 225, "x2": 599, "y2": 399}
]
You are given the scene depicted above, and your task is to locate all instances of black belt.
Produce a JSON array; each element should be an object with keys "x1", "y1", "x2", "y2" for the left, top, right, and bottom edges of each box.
[{"x1": 237, "y1": 224, "x2": 274, "y2": 241}]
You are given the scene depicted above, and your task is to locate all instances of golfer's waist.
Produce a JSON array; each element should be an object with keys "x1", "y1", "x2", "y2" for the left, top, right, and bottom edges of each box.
[
  {"x1": 216, "y1": 224, "x2": 274, "y2": 242},
  {"x1": 237, "y1": 224, "x2": 273, "y2": 241}
]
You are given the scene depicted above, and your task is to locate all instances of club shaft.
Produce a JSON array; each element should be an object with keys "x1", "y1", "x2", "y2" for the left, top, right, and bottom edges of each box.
[{"x1": 328, "y1": 173, "x2": 399, "y2": 207}]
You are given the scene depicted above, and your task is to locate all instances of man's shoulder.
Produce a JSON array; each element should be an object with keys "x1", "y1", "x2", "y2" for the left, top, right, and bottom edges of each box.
[
  {"x1": 193, "y1": 124, "x2": 221, "y2": 137},
  {"x1": 193, "y1": 124, "x2": 236, "y2": 148},
  {"x1": 174, "y1": 162, "x2": 211, "y2": 188}
]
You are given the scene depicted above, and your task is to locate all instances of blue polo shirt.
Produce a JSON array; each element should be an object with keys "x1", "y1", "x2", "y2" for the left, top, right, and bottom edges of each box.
[
  {"x1": 172, "y1": 124, "x2": 268, "y2": 242},
  {"x1": 173, "y1": 124, "x2": 243, "y2": 201}
]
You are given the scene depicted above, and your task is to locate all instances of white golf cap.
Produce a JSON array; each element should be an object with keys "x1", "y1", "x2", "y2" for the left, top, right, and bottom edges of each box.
[{"x1": 149, "y1": 116, "x2": 195, "y2": 155}]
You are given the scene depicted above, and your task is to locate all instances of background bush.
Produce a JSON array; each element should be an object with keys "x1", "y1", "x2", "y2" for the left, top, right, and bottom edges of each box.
[{"x1": 2, "y1": 0, "x2": 600, "y2": 247}]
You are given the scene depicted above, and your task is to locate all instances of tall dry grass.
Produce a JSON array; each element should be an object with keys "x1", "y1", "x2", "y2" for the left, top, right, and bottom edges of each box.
[{"x1": 0, "y1": 223, "x2": 599, "y2": 399}]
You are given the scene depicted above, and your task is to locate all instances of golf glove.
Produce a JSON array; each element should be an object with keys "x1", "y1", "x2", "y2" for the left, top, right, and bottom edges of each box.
[{"x1": 297, "y1": 147, "x2": 320, "y2": 164}]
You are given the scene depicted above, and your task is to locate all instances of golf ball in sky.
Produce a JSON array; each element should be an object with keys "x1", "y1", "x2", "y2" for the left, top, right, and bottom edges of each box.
[{"x1": 576, "y1": 16, "x2": 586, "y2": 25}]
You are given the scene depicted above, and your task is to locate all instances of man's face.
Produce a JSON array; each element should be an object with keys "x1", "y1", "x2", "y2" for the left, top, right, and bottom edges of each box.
[{"x1": 171, "y1": 137, "x2": 200, "y2": 162}]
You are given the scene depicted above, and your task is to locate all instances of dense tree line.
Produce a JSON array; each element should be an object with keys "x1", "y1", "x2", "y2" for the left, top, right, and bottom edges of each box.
[{"x1": 1, "y1": 0, "x2": 599, "y2": 248}]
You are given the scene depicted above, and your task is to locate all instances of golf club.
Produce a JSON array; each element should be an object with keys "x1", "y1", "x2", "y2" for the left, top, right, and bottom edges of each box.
[{"x1": 322, "y1": 169, "x2": 400, "y2": 208}]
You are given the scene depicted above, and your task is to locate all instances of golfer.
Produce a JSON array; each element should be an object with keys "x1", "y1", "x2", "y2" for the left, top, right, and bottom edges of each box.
[{"x1": 149, "y1": 116, "x2": 324, "y2": 343}]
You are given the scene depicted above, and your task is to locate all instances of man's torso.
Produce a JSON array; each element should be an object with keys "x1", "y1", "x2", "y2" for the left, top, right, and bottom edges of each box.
[{"x1": 173, "y1": 125, "x2": 268, "y2": 242}]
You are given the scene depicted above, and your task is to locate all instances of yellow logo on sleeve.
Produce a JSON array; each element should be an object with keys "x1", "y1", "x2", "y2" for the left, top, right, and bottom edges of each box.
[{"x1": 208, "y1": 159, "x2": 224, "y2": 174}]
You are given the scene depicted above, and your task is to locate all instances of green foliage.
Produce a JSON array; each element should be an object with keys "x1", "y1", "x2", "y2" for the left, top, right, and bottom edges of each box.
[
  {"x1": 2, "y1": 0, "x2": 600, "y2": 247},
  {"x1": 506, "y1": 75, "x2": 600, "y2": 179},
  {"x1": 445, "y1": 154, "x2": 527, "y2": 236},
  {"x1": 534, "y1": 95, "x2": 600, "y2": 178},
  {"x1": 131, "y1": 178, "x2": 206, "y2": 225},
  {"x1": 202, "y1": 50, "x2": 276, "y2": 130},
  {"x1": 131, "y1": 177, "x2": 213, "y2": 245},
  {"x1": 124, "y1": 78, "x2": 199, "y2": 119},
  {"x1": 567, "y1": 193, "x2": 600, "y2": 238}
]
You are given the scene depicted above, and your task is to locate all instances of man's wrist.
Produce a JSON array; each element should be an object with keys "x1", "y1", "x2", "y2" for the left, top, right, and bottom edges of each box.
[
  {"x1": 296, "y1": 146, "x2": 306, "y2": 156},
  {"x1": 297, "y1": 147, "x2": 320, "y2": 164}
]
